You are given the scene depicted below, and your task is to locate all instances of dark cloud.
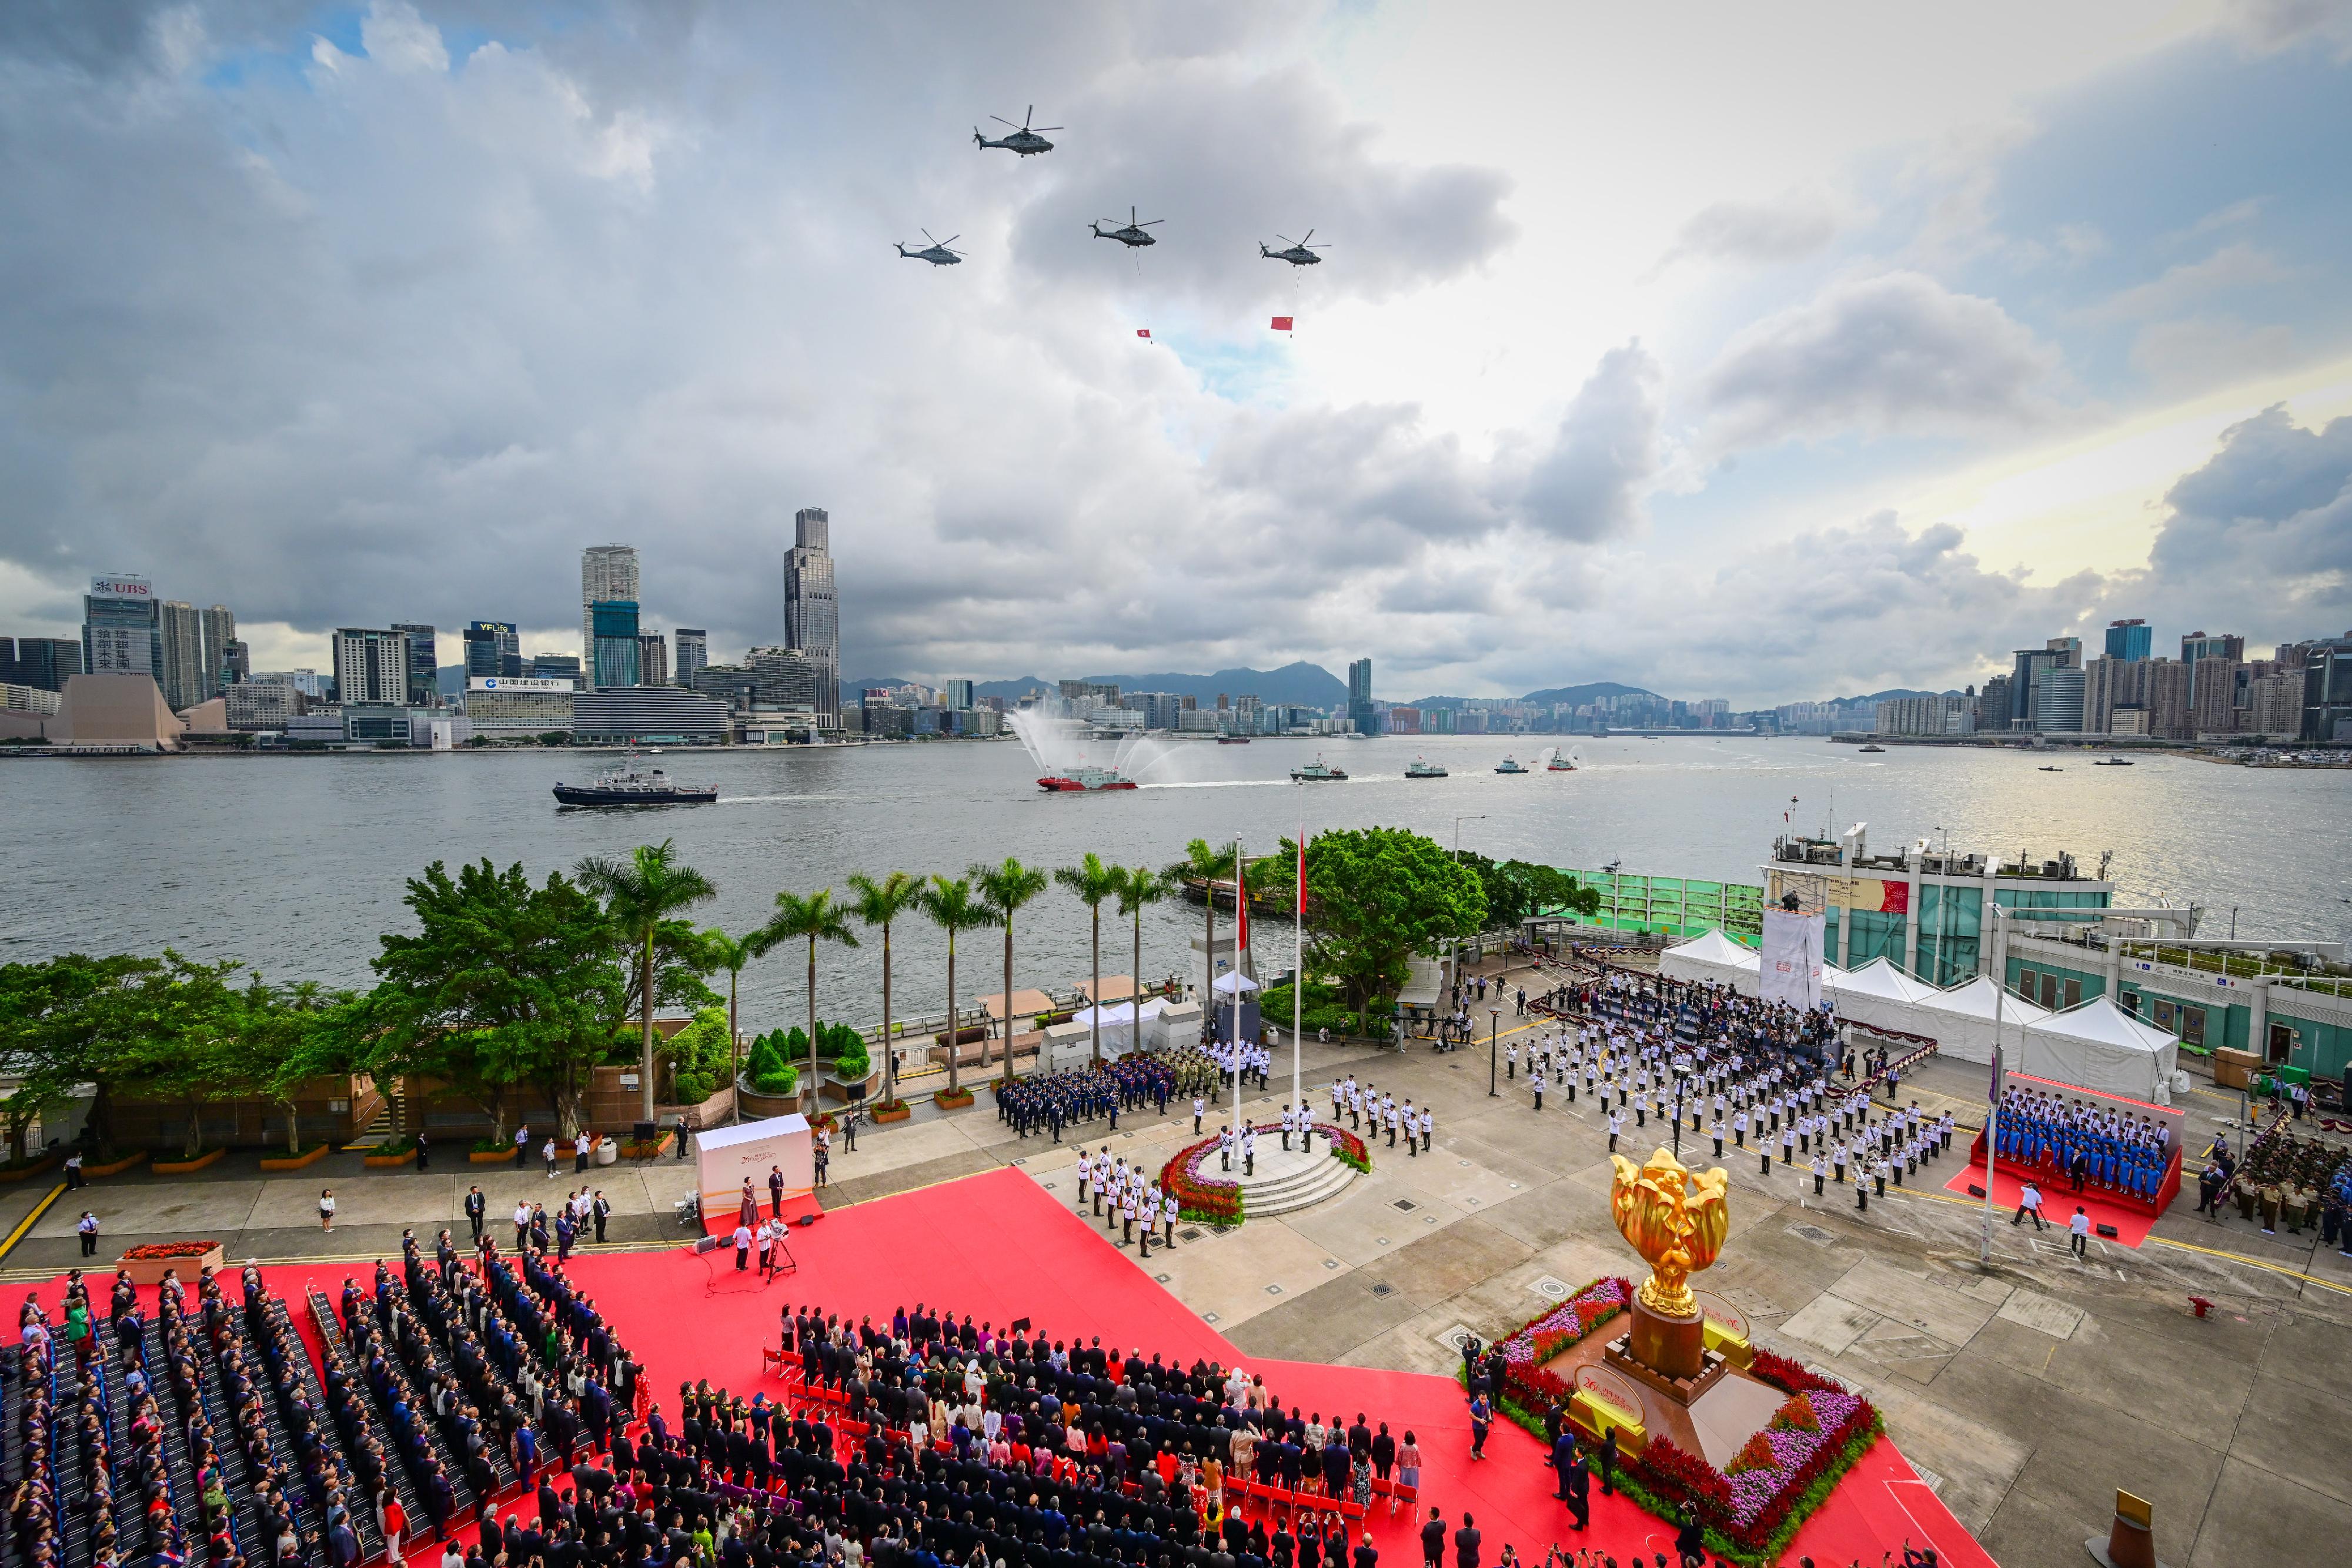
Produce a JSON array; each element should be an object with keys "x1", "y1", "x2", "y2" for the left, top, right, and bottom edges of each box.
[
  {"x1": 1514, "y1": 344, "x2": 1662, "y2": 542},
  {"x1": 1699, "y1": 270, "x2": 2064, "y2": 447},
  {"x1": 2144, "y1": 404, "x2": 2352, "y2": 630}
]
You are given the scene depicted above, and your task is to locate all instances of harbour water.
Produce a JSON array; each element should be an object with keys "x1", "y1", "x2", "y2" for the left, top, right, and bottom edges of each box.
[{"x1": 4, "y1": 735, "x2": 2346, "y2": 1024}]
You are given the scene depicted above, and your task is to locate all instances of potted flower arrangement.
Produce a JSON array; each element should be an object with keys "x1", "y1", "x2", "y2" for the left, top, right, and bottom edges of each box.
[{"x1": 119, "y1": 1239, "x2": 223, "y2": 1286}]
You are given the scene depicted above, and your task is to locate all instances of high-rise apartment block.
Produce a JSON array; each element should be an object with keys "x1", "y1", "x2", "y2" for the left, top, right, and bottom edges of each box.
[
  {"x1": 2301, "y1": 634, "x2": 2352, "y2": 742},
  {"x1": 332, "y1": 628, "x2": 412, "y2": 705},
  {"x1": 2180, "y1": 631, "x2": 2244, "y2": 707},
  {"x1": 943, "y1": 678, "x2": 975, "y2": 710},
  {"x1": 673, "y1": 629, "x2": 709, "y2": 689},
  {"x1": 784, "y1": 507, "x2": 838, "y2": 727},
  {"x1": 83, "y1": 574, "x2": 162, "y2": 687},
  {"x1": 159, "y1": 600, "x2": 208, "y2": 711},
  {"x1": 580, "y1": 546, "x2": 640, "y2": 691}
]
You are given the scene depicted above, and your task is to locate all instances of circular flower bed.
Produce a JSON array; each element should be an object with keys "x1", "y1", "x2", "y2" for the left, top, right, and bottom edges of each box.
[{"x1": 1157, "y1": 1119, "x2": 1367, "y2": 1225}]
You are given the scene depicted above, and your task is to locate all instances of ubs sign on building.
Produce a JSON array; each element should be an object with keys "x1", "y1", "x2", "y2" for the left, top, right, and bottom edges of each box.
[{"x1": 83, "y1": 574, "x2": 162, "y2": 686}]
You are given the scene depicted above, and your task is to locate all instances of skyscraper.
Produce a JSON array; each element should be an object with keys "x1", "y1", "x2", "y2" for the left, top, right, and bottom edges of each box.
[
  {"x1": 392, "y1": 623, "x2": 438, "y2": 705},
  {"x1": 637, "y1": 631, "x2": 670, "y2": 688},
  {"x1": 2103, "y1": 618, "x2": 2150, "y2": 661},
  {"x1": 332, "y1": 628, "x2": 412, "y2": 704},
  {"x1": 1347, "y1": 657, "x2": 1375, "y2": 734},
  {"x1": 785, "y1": 507, "x2": 839, "y2": 727},
  {"x1": 83, "y1": 574, "x2": 162, "y2": 687},
  {"x1": 2180, "y1": 630, "x2": 2245, "y2": 707},
  {"x1": 465, "y1": 621, "x2": 521, "y2": 678},
  {"x1": 590, "y1": 600, "x2": 641, "y2": 688},
  {"x1": 673, "y1": 628, "x2": 709, "y2": 689},
  {"x1": 0, "y1": 637, "x2": 81, "y2": 693},
  {"x1": 580, "y1": 546, "x2": 640, "y2": 690},
  {"x1": 159, "y1": 600, "x2": 207, "y2": 711}
]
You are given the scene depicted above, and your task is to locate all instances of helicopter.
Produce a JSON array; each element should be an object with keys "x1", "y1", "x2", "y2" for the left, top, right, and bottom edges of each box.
[
  {"x1": 1259, "y1": 230, "x2": 1327, "y2": 266},
  {"x1": 895, "y1": 230, "x2": 965, "y2": 266},
  {"x1": 974, "y1": 106, "x2": 1061, "y2": 156},
  {"x1": 1090, "y1": 206, "x2": 1163, "y2": 248}
]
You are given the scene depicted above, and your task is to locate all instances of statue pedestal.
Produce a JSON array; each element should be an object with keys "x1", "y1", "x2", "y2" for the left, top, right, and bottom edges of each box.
[{"x1": 1604, "y1": 1297, "x2": 1728, "y2": 1406}]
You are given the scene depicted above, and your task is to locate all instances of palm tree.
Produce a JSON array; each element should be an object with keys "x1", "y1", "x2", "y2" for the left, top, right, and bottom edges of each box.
[
  {"x1": 1056, "y1": 853, "x2": 1126, "y2": 1065},
  {"x1": 1115, "y1": 864, "x2": 1174, "y2": 1011},
  {"x1": 846, "y1": 871, "x2": 924, "y2": 1105},
  {"x1": 753, "y1": 890, "x2": 861, "y2": 1112},
  {"x1": 917, "y1": 875, "x2": 995, "y2": 1102},
  {"x1": 700, "y1": 929, "x2": 757, "y2": 1123},
  {"x1": 575, "y1": 839, "x2": 717, "y2": 1122},
  {"x1": 973, "y1": 858, "x2": 1051, "y2": 1084},
  {"x1": 1166, "y1": 838, "x2": 1239, "y2": 1002}
]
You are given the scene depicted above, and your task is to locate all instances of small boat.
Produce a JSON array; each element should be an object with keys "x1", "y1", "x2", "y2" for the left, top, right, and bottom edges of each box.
[
  {"x1": 1216, "y1": 736, "x2": 1252, "y2": 745},
  {"x1": 1858, "y1": 744, "x2": 1885, "y2": 753},
  {"x1": 1038, "y1": 765, "x2": 1138, "y2": 792},
  {"x1": 1291, "y1": 755, "x2": 1349, "y2": 782},
  {"x1": 2038, "y1": 765, "x2": 2063, "y2": 772},
  {"x1": 2094, "y1": 756, "x2": 2134, "y2": 766},
  {"x1": 1545, "y1": 753, "x2": 1576, "y2": 772},
  {"x1": 553, "y1": 759, "x2": 717, "y2": 807},
  {"x1": 1404, "y1": 757, "x2": 1449, "y2": 778},
  {"x1": 1495, "y1": 755, "x2": 1529, "y2": 774}
]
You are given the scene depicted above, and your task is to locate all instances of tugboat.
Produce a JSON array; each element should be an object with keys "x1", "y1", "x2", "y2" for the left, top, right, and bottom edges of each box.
[
  {"x1": 2094, "y1": 756, "x2": 2134, "y2": 766},
  {"x1": 1494, "y1": 755, "x2": 1529, "y2": 774},
  {"x1": 2038, "y1": 764, "x2": 2063, "y2": 772},
  {"x1": 1037, "y1": 765, "x2": 1138, "y2": 792},
  {"x1": 1404, "y1": 757, "x2": 1449, "y2": 778},
  {"x1": 1291, "y1": 755, "x2": 1349, "y2": 782},
  {"x1": 1216, "y1": 735, "x2": 1252, "y2": 745},
  {"x1": 553, "y1": 757, "x2": 719, "y2": 807},
  {"x1": 1858, "y1": 744, "x2": 1885, "y2": 753},
  {"x1": 1545, "y1": 753, "x2": 1577, "y2": 772}
]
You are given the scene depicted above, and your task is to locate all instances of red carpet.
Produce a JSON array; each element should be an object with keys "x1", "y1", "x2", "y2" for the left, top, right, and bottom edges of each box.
[
  {"x1": 25, "y1": 1168, "x2": 1995, "y2": 1565},
  {"x1": 1940, "y1": 1162, "x2": 2157, "y2": 1248}
]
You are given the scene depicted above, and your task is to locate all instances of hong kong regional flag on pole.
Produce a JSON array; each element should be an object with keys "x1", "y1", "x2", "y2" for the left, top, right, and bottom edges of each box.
[
  {"x1": 1235, "y1": 865, "x2": 1250, "y2": 955},
  {"x1": 1297, "y1": 827, "x2": 1307, "y2": 911}
]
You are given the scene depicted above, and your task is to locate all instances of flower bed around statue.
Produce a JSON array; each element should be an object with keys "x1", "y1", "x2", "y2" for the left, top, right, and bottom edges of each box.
[
  {"x1": 1479, "y1": 1279, "x2": 1883, "y2": 1568},
  {"x1": 1158, "y1": 1120, "x2": 1367, "y2": 1226}
]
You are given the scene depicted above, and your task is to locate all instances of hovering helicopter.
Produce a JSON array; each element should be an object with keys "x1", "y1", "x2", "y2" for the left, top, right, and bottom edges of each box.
[
  {"x1": 1090, "y1": 206, "x2": 1163, "y2": 248},
  {"x1": 974, "y1": 106, "x2": 1061, "y2": 156},
  {"x1": 895, "y1": 229, "x2": 965, "y2": 266},
  {"x1": 1259, "y1": 230, "x2": 1328, "y2": 266}
]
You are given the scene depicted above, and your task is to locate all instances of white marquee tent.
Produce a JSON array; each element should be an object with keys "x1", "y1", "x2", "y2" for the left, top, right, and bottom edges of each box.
[
  {"x1": 1067, "y1": 1002, "x2": 1137, "y2": 1055},
  {"x1": 2022, "y1": 997, "x2": 2181, "y2": 1101},
  {"x1": 1911, "y1": 975, "x2": 2050, "y2": 1065},
  {"x1": 1823, "y1": 958, "x2": 1943, "y2": 1039},
  {"x1": 1658, "y1": 931, "x2": 1760, "y2": 989}
]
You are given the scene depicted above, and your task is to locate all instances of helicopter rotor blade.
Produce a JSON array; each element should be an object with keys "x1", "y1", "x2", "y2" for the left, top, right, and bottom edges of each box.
[
  {"x1": 939, "y1": 235, "x2": 960, "y2": 247},
  {"x1": 1031, "y1": 126, "x2": 1063, "y2": 133},
  {"x1": 1138, "y1": 218, "x2": 1163, "y2": 227},
  {"x1": 922, "y1": 229, "x2": 939, "y2": 245},
  {"x1": 1025, "y1": 104, "x2": 1034, "y2": 128},
  {"x1": 991, "y1": 115, "x2": 1020, "y2": 129},
  {"x1": 1299, "y1": 229, "x2": 1315, "y2": 245}
]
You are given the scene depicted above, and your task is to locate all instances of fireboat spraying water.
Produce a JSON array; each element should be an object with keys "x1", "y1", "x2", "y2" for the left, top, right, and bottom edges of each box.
[{"x1": 1008, "y1": 710, "x2": 1176, "y2": 793}]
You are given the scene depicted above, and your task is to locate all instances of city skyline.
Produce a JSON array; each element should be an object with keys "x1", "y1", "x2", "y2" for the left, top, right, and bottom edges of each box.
[{"x1": 2, "y1": 4, "x2": 2349, "y2": 706}]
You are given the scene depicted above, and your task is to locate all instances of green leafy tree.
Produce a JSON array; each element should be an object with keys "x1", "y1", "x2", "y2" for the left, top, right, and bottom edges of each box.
[
  {"x1": 916, "y1": 875, "x2": 995, "y2": 1101},
  {"x1": 664, "y1": 1006, "x2": 733, "y2": 1104},
  {"x1": 1302, "y1": 827, "x2": 1486, "y2": 1007},
  {"x1": 753, "y1": 889, "x2": 861, "y2": 1110},
  {"x1": 699, "y1": 928, "x2": 758, "y2": 1120},
  {"x1": 1165, "y1": 838, "x2": 1239, "y2": 1000},
  {"x1": 846, "y1": 871, "x2": 924, "y2": 1105},
  {"x1": 574, "y1": 840, "x2": 717, "y2": 1122},
  {"x1": 215, "y1": 979, "x2": 363, "y2": 1155},
  {"x1": 973, "y1": 857, "x2": 1050, "y2": 1083},
  {"x1": 364, "y1": 859, "x2": 626, "y2": 1141},
  {"x1": 100, "y1": 953, "x2": 249, "y2": 1160},
  {"x1": 1115, "y1": 865, "x2": 1174, "y2": 1011},
  {"x1": 1457, "y1": 852, "x2": 1601, "y2": 931},
  {"x1": 1055, "y1": 853, "x2": 1125, "y2": 1064},
  {"x1": 0, "y1": 955, "x2": 151, "y2": 1164}
]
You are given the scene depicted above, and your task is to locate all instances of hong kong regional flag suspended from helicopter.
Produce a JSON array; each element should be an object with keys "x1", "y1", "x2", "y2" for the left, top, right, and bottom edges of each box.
[{"x1": 1135, "y1": 328, "x2": 1151, "y2": 340}]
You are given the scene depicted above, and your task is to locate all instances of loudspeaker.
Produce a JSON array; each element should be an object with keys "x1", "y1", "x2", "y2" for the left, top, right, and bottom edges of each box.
[
  {"x1": 1010, "y1": 1317, "x2": 1031, "y2": 1333},
  {"x1": 691, "y1": 1235, "x2": 721, "y2": 1255},
  {"x1": 2096, "y1": 1223, "x2": 2120, "y2": 1239},
  {"x1": 1966, "y1": 1183, "x2": 1986, "y2": 1198},
  {"x1": 633, "y1": 1121, "x2": 657, "y2": 1145},
  {"x1": 794, "y1": 1213, "x2": 820, "y2": 1226}
]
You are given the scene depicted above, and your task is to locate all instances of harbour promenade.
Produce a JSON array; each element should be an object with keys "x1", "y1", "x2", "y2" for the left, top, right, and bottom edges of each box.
[{"x1": 7, "y1": 949, "x2": 2348, "y2": 1568}]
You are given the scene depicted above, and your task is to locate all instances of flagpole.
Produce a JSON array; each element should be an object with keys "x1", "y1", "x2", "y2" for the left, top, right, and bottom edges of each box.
[
  {"x1": 1980, "y1": 908, "x2": 2007, "y2": 1263},
  {"x1": 1294, "y1": 805, "x2": 1306, "y2": 1151},
  {"x1": 1232, "y1": 833, "x2": 1245, "y2": 1164}
]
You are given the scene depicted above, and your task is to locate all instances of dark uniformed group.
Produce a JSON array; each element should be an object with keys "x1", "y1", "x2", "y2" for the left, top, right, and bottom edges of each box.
[{"x1": 1001, "y1": 1051, "x2": 1221, "y2": 1141}]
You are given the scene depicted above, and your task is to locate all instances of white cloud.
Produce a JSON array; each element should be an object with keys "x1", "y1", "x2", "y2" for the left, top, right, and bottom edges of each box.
[
  {"x1": 2129, "y1": 317, "x2": 2301, "y2": 391},
  {"x1": 2074, "y1": 243, "x2": 2291, "y2": 325},
  {"x1": 358, "y1": 0, "x2": 448, "y2": 75},
  {"x1": 1661, "y1": 191, "x2": 1842, "y2": 268},
  {"x1": 1699, "y1": 272, "x2": 2066, "y2": 447},
  {"x1": 2227, "y1": 0, "x2": 2352, "y2": 61}
]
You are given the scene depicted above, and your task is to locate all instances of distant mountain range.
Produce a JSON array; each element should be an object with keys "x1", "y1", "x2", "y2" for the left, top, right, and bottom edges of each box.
[
  {"x1": 1824, "y1": 688, "x2": 1959, "y2": 705},
  {"x1": 846, "y1": 661, "x2": 1351, "y2": 708}
]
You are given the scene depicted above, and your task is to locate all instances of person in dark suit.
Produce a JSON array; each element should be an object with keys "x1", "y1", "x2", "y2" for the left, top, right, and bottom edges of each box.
[
  {"x1": 1451, "y1": 1515, "x2": 1479, "y2": 1568},
  {"x1": 1595, "y1": 1427, "x2": 1618, "y2": 1497},
  {"x1": 1419, "y1": 1509, "x2": 1445, "y2": 1568},
  {"x1": 1561, "y1": 1452, "x2": 1590, "y2": 1532},
  {"x1": 1550, "y1": 1430, "x2": 1579, "y2": 1498}
]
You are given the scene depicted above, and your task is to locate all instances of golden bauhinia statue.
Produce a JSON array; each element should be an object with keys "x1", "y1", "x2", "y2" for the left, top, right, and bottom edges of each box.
[{"x1": 1609, "y1": 1146, "x2": 1730, "y2": 1318}]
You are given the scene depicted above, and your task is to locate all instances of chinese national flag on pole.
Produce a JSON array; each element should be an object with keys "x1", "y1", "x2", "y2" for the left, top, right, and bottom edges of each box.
[
  {"x1": 1271, "y1": 316, "x2": 1294, "y2": 332},
  {"x1": 1135, "y1": 329, "x2": 1151, "y2": 339},
  {"x1": 1235, "y1": 874, "x2": 1250, "y2": 954},
  {"x1": 1297, "y1": 830, "x2": 1307, "y2": 911}
]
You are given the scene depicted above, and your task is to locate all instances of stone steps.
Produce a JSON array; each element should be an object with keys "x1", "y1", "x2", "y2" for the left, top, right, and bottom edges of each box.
[{"x1": 1235, "y1": 1147, "x2": 1359, "y2": 1218}]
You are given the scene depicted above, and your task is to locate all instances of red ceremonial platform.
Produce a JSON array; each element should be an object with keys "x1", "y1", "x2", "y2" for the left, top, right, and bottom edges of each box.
[
  {"x1": 23, "y1": 1166, "x2": 1996, "y2": 1568},
  {"x1": 1957, "y1": 1072, "x2": 2184, "y2": 1244}
]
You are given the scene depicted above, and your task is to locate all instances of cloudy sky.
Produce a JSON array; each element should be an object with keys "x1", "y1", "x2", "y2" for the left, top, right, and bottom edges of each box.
[{"x1": 4, "y1": 0, "x2": 2350, "y2": 706}]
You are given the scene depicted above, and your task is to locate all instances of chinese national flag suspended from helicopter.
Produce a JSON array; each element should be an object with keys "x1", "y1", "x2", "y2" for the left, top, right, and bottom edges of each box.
[{"x1": 1271, "y1": 316, "x2": 1294, "y2": 333}]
